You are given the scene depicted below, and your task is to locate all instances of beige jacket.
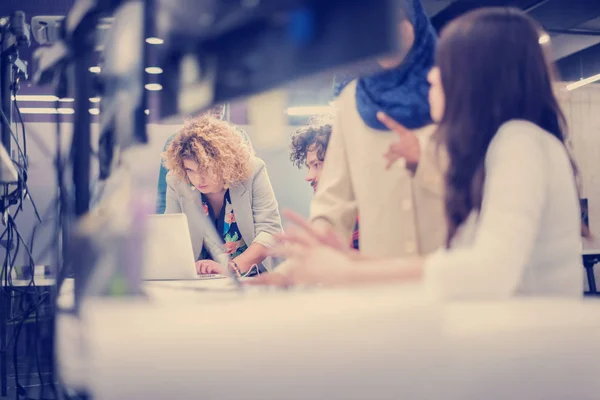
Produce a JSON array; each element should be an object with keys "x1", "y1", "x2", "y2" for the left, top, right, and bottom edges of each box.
[
  {"x1": 310, "y1": 80, "x2": 447, "y2": 258},
  {"x1": 165, "y1": 157, "x2": 283, "y2": 271}
]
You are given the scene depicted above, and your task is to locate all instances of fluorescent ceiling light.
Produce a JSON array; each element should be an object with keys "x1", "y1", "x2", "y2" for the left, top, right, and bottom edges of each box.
[
  {"x1": 286, "y1": 106, "x2": 332, "y2": 116},
  {"x1": 566, "y1": 73, "x2": 600, "y2": 91},
  {"x1": 144, "y1": 109, "x2": 150, "y2": 115},
  {"x1": 19, "y1": 108, "x2": 75, "y2": 115},
  {"x1": 14, "y1": 95, "x2": 100, "y2": 103},
  {"x1": 145, "y1": 67, "x2": 163, "y2": 74},
  {"x1": 13, "y1": 95, "x2": 59, "y2": 102},
  {"x1": 89, "y1": 109, "x2": 100, "y2": 115},
  {"x1": 89, "y1": 66, "x2": 101, "y2": 73},
  {"x1": 145, "y1": 37, "x2": 164, "y2": 45},
  {"x1": 538, "y1": 33, "x2": 550, "y2": 44},
  {"x1": 145, "y1": 83, "x2": 162, "y2": 91}
]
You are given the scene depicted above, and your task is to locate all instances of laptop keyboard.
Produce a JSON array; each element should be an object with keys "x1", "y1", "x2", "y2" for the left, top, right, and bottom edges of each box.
[{"x1": 196, "y1": 274, "x2": 226, "y2": 280}]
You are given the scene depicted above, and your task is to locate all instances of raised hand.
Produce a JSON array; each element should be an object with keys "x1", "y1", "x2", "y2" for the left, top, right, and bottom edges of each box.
[
  {"x1": 281, "y1": 210, "x2": 349, "y2": 252},
  {"x1": 245, "y1": 210, "x2": 354, "y2": 287},
  {"x1": 377, "y1": 111, "x2": 421, "y2": 170}
]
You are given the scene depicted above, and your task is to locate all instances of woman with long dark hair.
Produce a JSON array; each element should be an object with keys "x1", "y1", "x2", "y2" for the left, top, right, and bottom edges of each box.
[{"x1": 257, "y1": 7, "x2": 587, "y2": 299}]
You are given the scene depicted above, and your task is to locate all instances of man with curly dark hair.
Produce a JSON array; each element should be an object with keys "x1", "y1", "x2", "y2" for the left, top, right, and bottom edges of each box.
[
  {"x1": 290, "y1": 122, "x2": 359, "y2": 249},
  {"x1": 290, "y1": 124, "x2": 331, "y2": 193}
]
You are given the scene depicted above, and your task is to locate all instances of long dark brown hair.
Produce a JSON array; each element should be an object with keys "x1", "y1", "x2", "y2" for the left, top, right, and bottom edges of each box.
[{"x1": 435, "y1": 7, "x2": 587, "y2": 248}]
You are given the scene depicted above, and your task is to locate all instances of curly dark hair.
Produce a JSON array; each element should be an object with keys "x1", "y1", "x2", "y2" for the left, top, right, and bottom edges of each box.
[{"x1": 290, "y1": 123, "x2": 332, "y2": 168}]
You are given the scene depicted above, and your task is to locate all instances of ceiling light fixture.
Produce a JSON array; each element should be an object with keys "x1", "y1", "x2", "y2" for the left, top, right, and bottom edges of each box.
[
  {"x1": 145, "y1": 37, "x2": 164, "y2": 45},
  {"x1": 145, "y1": 67, "x2": 163, "y2": 74},
  {"x1": 538, "y1": 33, "x2": 550, "y2": 44},
  {"x1": 19, "y1": 108, "x2": 75, "y2": 115},
  {"x1": 89, "y1": 66, "x2": 101, "y2": 73},
  {"x1": 89, "y1": 97, "x2": 101, "y2": 103},
  {"x1": 145, "y1": 83, "x2": 163, "y2": 91},
  {"x1": 566, "y1": 73, "x2": 600, "y2": 91},
  {"x1": 13, "y1": 95, "x2": 59, "y2": 102}
]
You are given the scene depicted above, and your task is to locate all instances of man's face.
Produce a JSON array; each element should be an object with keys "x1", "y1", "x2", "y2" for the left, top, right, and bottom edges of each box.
[{"x1": 304, "y1": 147, "x2": 324, "y2": 193}]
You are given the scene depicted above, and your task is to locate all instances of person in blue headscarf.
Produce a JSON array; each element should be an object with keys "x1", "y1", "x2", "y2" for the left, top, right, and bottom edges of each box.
[
  {"x1": 303, "y1": 0, "x2": 447, "y2": 260},
  {"x1": 155, "y1": 104, "x2": 253, "y2": 213},
  {"x1": 271, "y1": 0, "x2": 447, "y2": 285}
]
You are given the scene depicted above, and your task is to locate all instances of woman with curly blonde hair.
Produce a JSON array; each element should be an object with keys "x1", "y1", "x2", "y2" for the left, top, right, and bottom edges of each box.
[{"x1": 163, "y1": 115, "x2": 282, "y2": 276}]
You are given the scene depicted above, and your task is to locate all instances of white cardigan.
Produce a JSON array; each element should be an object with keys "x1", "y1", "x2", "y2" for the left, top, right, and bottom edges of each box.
[{"x1": 424, "y1": 120, "x2": 584, "y2": 299}]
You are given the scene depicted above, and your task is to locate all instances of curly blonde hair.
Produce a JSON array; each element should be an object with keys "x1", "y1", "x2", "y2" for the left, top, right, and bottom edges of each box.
[{"x1": 162, "y1": 116, "x2": 252, "y2": 188}]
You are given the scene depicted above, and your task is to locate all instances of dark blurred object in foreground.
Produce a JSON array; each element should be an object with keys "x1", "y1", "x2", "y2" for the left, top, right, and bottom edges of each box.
[{"x1": 157, "y1": 0, "x2": 404, "y2": 119}]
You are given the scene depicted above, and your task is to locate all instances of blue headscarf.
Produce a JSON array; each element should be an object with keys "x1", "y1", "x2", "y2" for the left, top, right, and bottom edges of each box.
[{"x1": 334, "y1": 0, "x2": 437, "y2": 130}]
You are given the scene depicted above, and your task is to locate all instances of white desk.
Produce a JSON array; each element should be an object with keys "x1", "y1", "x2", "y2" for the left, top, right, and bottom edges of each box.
[
  {"x1": 56, "y1": 279, "x2": 600, "y2": 400},
  {"x1": 57, "y1": 277, "x2": 243, "y2": 310}
]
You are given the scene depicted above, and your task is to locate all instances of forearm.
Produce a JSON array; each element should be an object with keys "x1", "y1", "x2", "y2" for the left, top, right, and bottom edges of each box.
[
  {"x1": 232, "y1": 242, "x2": 269, "y2": 272},
  {"x1": 334, "y1": 257, "x2": 425, "y2": 286},
  {"x1": 347, "y1": 249, "x2": 375, "y2": 261}
]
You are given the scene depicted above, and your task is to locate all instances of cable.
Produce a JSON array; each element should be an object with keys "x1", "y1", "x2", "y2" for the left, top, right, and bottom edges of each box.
[
  {"x1": 0, "y1": 88, "x2": 51, "y2": 398},
  {"x1": 20, "y1": 290, "x2": 50, "y2": 400},
  {"x1": 13, "y1": 104, "x2": 52, "y2": 160},
  {"x1": 21, "y1": 179, "x2": 42, "y2": 224},
  {"x1": 12, "y1": 100, "x2": 43, "y2": 223},
  {"x1": 34, "y1": 305, "x2": 45, "y2": 400},
  {"x1": 4, "y1": 217, "x2": 49, "y2": 399},
  {"x1": 12, "y1": 83, "x2": 27, "y2": 170},
  {"x1": 13, "y1": 311, "x2": 27, "y2": 399},
  {"x1": 0, "y1": 58, "x2": 51, "y2": 400},
  {"x1": 9, "y1": 290, "x2": 50, "y2": 400},
  {"x1": 0, "y1": 108, "x2": 27, "y2": 171}
]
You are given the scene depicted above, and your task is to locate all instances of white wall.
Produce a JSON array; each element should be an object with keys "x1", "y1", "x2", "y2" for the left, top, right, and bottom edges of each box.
[
  {"x1": 558, "y1": 84, "x2": 600, "y2": 237},
  {"x1": 557, "y1": 84, "x2": 600, "y2": 290}
]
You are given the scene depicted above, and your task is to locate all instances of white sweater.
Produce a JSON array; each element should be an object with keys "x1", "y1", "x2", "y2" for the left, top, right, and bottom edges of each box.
[{"x1": 424, "y1": 120, "x2": 584, "y2": 300}]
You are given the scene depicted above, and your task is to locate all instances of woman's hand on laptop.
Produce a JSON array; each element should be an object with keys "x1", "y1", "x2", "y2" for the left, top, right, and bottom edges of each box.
[{"x1": 196, "y1": 260, "x2": 224, "y2": 275}]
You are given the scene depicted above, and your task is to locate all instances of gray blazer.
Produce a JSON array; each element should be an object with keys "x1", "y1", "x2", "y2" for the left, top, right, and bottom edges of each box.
[{"x1": 165, "y1": 157, "x2": 282, "y2": 271}]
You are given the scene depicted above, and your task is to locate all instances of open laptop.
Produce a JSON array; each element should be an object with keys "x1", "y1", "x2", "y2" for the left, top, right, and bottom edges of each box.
[{"x1": 144, "y1": 214, "x2": 226, "y2": 281}]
